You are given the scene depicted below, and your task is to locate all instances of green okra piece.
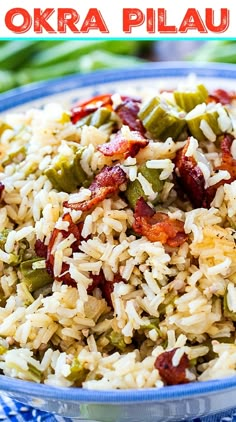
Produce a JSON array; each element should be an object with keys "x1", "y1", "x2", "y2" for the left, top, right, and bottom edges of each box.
[
  {"x1": 125, "y1": 163, "x2": 164, "y2": 209},
  {"x1": 186, "y1": 106, "x2": 227, "y2": 142},
  {"x1": 174, "y1": 84, "x2": 208, "y2": 112},
  {"x1": 138, "y1": 97, "x2": 186, "y2": 141},
  {"x1": 1, "y1": 146, "x2": 26, "y2": 167},
  {"x1": 9, "y1": 238, "x2": 29, "y2": 267},
  {"x1": 125, "y1": 179, "x2": 145, "y2": 210},
  {"x1": 45, "y1": 147, "x2": 88, "y2": 193},
  {"x1": 107, "y1": 330, "x2": 127, "y2": 352},
  {"x1": 76, "y1": 108, "x2": 118, "y2": 133},
  {"x1": 75, "y1": 108, "x2": 112, "y2": 129},
  {"x1": 19, "y1": 282, "x2": 35, "y2": 306},
  {"x1": 20, "y1": 258, "x2": 53, "y2": 293},
  {"x1": 0, "y1": 229, "x2": 10, "y2": 251},
  {"x1": 67, "y1": 358, "x2": 89, "y2": 386},
  {"x1": 0, "y1": 230, "x2": 29, "y2": 266},
  {"x1": 27, "y1": 363, "x2": 42, "y2": 383},
  {"x1": 141, "y1": 317, "x2": 161, "y2": 334},
  {"x1": 90, "y1": 108, "x2": 113, "y2": 128}
]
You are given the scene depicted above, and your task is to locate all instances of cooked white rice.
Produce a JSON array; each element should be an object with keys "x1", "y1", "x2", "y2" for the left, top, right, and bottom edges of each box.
[{"x1": 0, "y1": 82, "x2": 236, "y2": 390}]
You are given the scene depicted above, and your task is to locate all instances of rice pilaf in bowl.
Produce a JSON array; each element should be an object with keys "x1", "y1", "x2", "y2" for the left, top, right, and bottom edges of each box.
[{"x1": 1, "y1": 64, "x2": 236, "y2": 420}]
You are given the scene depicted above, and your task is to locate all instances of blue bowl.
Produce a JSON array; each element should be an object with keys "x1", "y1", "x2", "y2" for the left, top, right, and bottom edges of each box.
[{"x1": 1, "y1": 63, "x2": 236, "y2": 421}]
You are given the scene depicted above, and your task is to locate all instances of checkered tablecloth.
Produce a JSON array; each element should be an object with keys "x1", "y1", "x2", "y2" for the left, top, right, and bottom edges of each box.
[
  {"x1": 0, "y1": 395, "x2": 72, "y2": 422},
  {"x1": 1, "y1": 394, "x2": 236, "y2": 422}
]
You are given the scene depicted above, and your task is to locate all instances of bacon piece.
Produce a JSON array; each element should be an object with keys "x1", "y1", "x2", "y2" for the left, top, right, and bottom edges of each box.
[
  {"x1": 71, "y1": 94, "x2": 113, "y2": 124},
  {"x1": 204, "y1": 134, "x2": 236, "y2": 207},
  {"x1": 175, "y1": 135, "x2": 236, "y2": 208},
  {"x1": 46, "y1": 213, "x2": 82, "y2": 286},
  {"x1": 217, "y1": 133, "x2": 236, "y2": 179},
  {"x1": 102, "y1": 273, "x2": 125, "y2": 308},
  {"x1": 115, "y1": 98, "x2": 145, "y2": 133},
  {"x1": 174, "y1": 140, "x2": 206, "y2": 208},
  {"x1": 133, "y1": 198, "x2": 187, "y2": 247},
  {"x1": 97, "y1": 131, "x2": 148, "y2": 159},
  {"x1": 0, "y1": 183, "x2": 4, "y2": 201},
  {"x1": 88, "y1": 271, "x2": 125, "y2": 308},
  {"x1": 64, "y1": 166, "x2": 127, "y2": 212},
  {"x1": 35, "y1": 239, "x2": 48, "y2": 259},
  {"x1": 87, "y1": 272, "x2": 104, "y2": 294},
  {"x1": 155, "y1": 348, "x2": 190, "y2": 385},
  {"x1": 207, "y1": 89, "x2": 236, "y2": 105}
]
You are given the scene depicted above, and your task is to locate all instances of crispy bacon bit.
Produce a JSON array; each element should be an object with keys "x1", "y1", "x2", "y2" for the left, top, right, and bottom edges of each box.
[
  {"x1": 88, "y1": 271, "x2": 125, "y2": 308},
  {"x1": 87, "y1": 272, "x2": 104, "y2": 294},
  {"x1": 0, "y1": 183, "x2": 4, "y2": 201},
  {"x1": 174, "y1": 139, "x2": 206, "y2": 208},
  {"x1": 102, "y1": 273, "x2": 125, "y2": 308},
  {"x1": 204, "y1": 134, "x2": 236, "y2": 207},
  {"x1": 154, "y1": 348, "x2": 190, "y2": 385},
  {"x1": 134, "y1": 195, "x2": 155, "y2": 218},
  {"x1": 35, "y1": 239, "x2": 48, "y2": 259},
  {"x1": 133, "y1": 198, "x2": 187, "y2": 247},
  {"x1": 115, "y1": 98, "x2": 145, "y2": 133},
  {"x1": 175, "y1": 135, "x2": 236, "y2": 208},
  {"x1": 71, "y1": 94, "x2": 113, "y2": 124},
  {"x1": 97, "y1": 131, "x2": 148, "y2": 159},
  {"x1": 207, "y1": 89, "x2": 236, "y2": 105},
  {"x1": 46, "y1": 213, "x2": 82, "y2": 286},
  {"x1": 217, "y1": 133, "x2": 236, "y2": 179},
  {"x1": 64, "y1": 166, "x2": 127, "y2": 212}
]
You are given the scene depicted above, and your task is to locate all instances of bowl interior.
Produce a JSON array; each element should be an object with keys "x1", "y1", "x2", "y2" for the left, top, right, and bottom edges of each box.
[{"x1": 1, "y1": 62, "x2": 236, "y2": 421}]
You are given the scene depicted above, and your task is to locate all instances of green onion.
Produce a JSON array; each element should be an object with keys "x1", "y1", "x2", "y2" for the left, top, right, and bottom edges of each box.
[
  {"x1": 0, "y1": 41, "x2": 40, "y2": 70},
  {"x1": 78, "y1": 50, "x2": 146, "y2": 73},
  {"x1": 187, "y1": 41, "x2": 236, "y2": 63},
  {"x1": 28, "y1": 41, "x2": 140, "y2": 68}
]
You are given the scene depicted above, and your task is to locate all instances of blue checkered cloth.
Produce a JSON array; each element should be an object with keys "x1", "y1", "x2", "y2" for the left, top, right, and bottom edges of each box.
[
  {"x1": 0, "y1": 395, "x2": 72, "y2": 421},
  {"x1": 1, "y1": 394, "x2": 236, "y2": 422}
]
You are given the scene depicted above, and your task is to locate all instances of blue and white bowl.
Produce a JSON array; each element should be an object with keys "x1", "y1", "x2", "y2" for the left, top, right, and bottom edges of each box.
[{"x1": 1, "y1": 63, "x2": 236, "y2": 422}]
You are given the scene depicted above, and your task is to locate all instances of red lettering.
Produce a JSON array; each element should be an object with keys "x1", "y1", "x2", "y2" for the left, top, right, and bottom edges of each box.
[
  {"x1": 158, "y1": 8, "x2": 177, "y2": 33},
  {"x1": 80, "y1": 8, "x2": 108, "y2": 33},
  {"x1": 179, "y1": 8, "x2": 207, "y2": 33},
  {"x1": 57, "y1": 8, "x2": 80, "y2": 33},
  {"x1": 5, "y1": 8, "x2": 31, "y2": 33},
  {"x1": 34, "y1": 8, "x2": 56, "y2": 33},
  {"x1": 205, "y1": 8, "x2": 229, "y2": 33},
  {"x1": 123, "y1": 8, "x2": 145, "y2": 33},
  {"x1": 147, "y1": 8, "x2": 155, "y2": 33}
]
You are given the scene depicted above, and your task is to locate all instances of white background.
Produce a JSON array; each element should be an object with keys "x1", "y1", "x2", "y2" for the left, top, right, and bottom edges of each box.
[{"x1": 1, "y1": 0, "x2": 236, "y2": 39}]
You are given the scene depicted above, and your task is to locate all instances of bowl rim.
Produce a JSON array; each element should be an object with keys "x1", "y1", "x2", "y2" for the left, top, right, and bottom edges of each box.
[
  {"x1": 1, "y1": 61, "x2": 236, "y2": 403},
  {"x1": 1, "y1": 61, "x2": 236, "y2": 112},
  {"x1": 1, "y1": 373, "x2": 236, "y2": 403}
]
